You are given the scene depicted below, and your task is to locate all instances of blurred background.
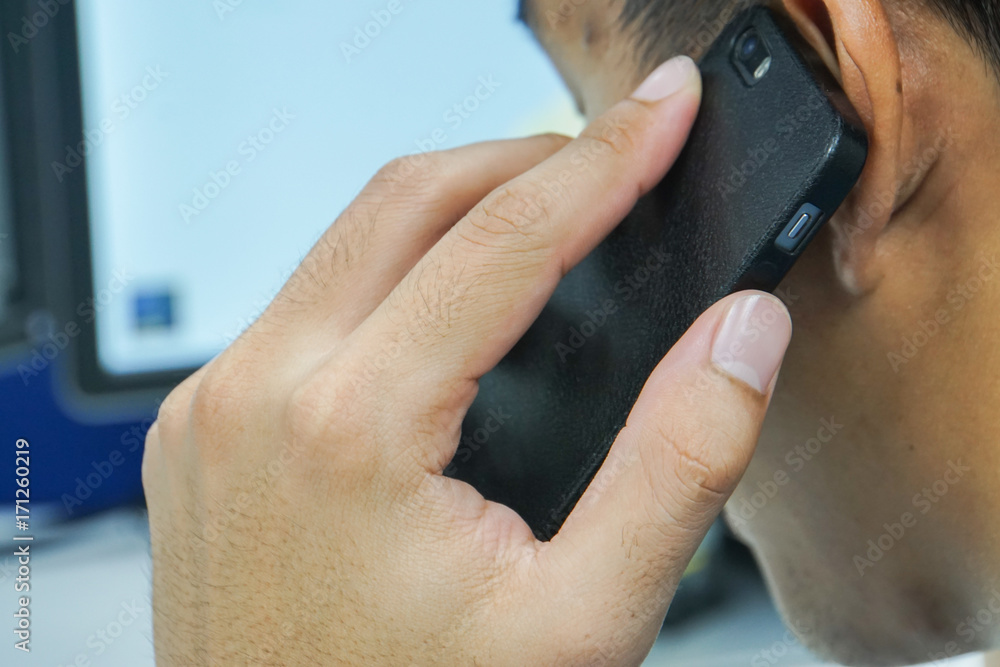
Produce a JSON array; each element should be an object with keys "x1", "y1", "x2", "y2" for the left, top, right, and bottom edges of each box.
[{"x1": 0, "y1": 1, "x2": 985, "y2": 665}]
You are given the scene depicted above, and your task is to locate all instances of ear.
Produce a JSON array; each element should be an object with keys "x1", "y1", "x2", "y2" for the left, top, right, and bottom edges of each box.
[{"x1": 780, "y1": 0, "x2": 907, "y2": 294}]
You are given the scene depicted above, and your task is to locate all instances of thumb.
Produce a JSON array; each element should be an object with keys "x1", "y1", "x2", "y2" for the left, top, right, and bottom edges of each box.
[{"x1": 538, "y1": 291, "x2": 791, "y2": 655}]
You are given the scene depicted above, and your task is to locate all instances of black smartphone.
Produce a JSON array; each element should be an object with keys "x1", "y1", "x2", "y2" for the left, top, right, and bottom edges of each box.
[{"x1": 447, "y1": 6, "x2": 868, "y2": 540}]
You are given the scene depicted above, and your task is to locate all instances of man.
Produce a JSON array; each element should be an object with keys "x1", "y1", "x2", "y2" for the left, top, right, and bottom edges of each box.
[
  {"x1": 520, "y1": 0, "x2": 998, "y2": 664},
  {"x1": 142, "y1": 2, "x2": 1000, "y2": 666}
]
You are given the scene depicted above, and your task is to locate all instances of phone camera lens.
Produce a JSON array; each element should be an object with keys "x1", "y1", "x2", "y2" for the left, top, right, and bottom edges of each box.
[
  {"x1": 732, "y1": 28, "x2": 772, "y2": 85},
  {"x1": 739, "y1": 34, "x2": 759, "y2": 60}
]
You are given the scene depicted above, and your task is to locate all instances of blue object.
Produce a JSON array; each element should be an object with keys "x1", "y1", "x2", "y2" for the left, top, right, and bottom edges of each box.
[
  {"x1": 0, "y1": 355, "x2": 146, "y2": 518},
  {"x1": 133, "y1": 290, "x2": 175, "y2": 331}
]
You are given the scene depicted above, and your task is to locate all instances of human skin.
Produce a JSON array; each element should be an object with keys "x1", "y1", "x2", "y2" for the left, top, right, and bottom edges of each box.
[
  {"x1": 143, "y1": 59, "x2": 798, "y2": 664},
  {"x1": 524, "y1": 0, "x2": 1000, "y2": 664}
]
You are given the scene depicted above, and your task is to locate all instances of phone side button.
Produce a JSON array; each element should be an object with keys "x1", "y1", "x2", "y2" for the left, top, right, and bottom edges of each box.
[{"x1": 775, "y1": 203, "x2": 824, "y2": 254}]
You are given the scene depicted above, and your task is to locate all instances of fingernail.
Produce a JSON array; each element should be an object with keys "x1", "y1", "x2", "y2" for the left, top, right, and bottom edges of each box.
[
  {"x1": 631, "y1": 55, "x2": 698, "y2": 102},
  {"x1": 711, "y1": 294, "x2": 792, "y2": 394}
]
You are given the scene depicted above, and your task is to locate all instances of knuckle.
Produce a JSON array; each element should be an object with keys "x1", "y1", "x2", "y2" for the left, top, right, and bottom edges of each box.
[
  {"x1": 183, "y1": 356, "x2": 270, "y2": 467},
  {"x1": 371, "y1": 151, "x2": 448, "y2": 199},
  {"x1": 283, "y1": 354, "x2": 434, "y2": 480},
  {"x1": 371, "y1": 155, "x2": 411, "y2": 189},
  {"x1": 154, "y1": 376, "x2": 199, "y2": 442},
  {"x1": 464, "y1": 184, "x2": 550, "y2": 247},
  {"x1": 642, "y1": 417, "x2": 747, "y2": 514},
  {"x1": 283, "y1": 361, "x2": 373, "y2": 461},
  {"x1": 283, "y1": 378, "x2": 333, "y2": 447},
  {"x1": 188, "y1": 363, "x2": 247, "y2": 433},
  {"x1": 288, "y1": 150, "x2": 455, "y2": 299},
  {"x1": 578, "y1": 111, "x2": 639, "y2": 157},
  {"x1": 576, "y1": 130, "x2": 626, "y2": 160}
]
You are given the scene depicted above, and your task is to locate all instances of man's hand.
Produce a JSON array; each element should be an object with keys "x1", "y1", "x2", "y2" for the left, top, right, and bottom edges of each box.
[{"x1": 143, "y1": 56, "x2": 792, "y2": 665}]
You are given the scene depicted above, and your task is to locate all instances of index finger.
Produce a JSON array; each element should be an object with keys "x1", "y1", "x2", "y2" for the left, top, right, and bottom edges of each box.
[{"x1": 353, "y1": 56, "x2": 702, "y2": 423}]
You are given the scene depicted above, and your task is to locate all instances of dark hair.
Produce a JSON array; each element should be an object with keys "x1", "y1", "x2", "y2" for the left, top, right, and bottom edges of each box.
[
  {"x1": 925, "y1": 0, "x2": 1000, "y2": 75},
  {"x1": 615, "y1": 0, "x2": 1000, "y2": 77}
]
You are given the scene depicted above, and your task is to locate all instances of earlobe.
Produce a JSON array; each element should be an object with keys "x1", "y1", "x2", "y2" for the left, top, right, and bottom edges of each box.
[{"x1": 781, "y1": 0, "x2": 907, "y2": 294}]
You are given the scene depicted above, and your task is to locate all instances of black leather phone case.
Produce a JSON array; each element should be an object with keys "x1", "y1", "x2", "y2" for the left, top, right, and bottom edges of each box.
[{"x1": 447, "y1": 7, "x2": 868, "y2": 540}]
